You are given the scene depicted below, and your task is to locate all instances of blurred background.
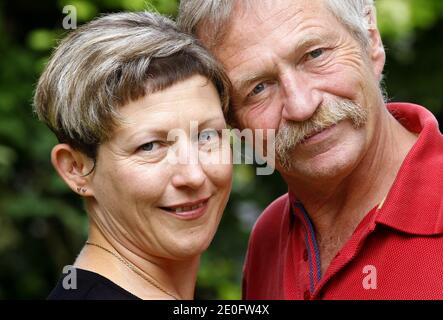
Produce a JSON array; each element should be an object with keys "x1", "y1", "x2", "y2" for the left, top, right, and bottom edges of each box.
[{"x1": 0, "y1": 0, "x2": 442, "y2": 299}]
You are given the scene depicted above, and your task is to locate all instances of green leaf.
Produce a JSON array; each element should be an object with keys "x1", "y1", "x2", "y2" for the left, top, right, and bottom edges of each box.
[{"x1": 27, "y1": 29, "x2": 58, "y2": 52}]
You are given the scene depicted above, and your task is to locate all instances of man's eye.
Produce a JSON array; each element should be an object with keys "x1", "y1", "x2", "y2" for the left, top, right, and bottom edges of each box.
[
  {"x1": 139, "y1": 141, "x2": 160, "y2": 152},
  {"x1": 199, "y1": 130, "x2": 220, "y2": 143},
  {"x1": 308, "y1": 48, "x2": 324, "y2": 59},
  {"x1": 248, "y1": 83, "x2": 266, "y2": 97}
]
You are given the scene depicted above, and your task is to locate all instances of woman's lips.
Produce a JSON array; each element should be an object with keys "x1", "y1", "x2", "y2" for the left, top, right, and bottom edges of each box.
[
  {"x1": 159, "y1": 198, "x2": 210, "y2": 220},
  {"x1": 302, "y1": 124, "x2": 338, "y2": 145}
]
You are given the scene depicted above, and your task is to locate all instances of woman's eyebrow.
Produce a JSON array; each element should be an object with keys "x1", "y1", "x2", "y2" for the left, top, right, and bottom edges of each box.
[
  {"x1": 198, "y1": 117, "x2": 226, "y2": 128},
  {"x1": 123, "y1": 127, "x2": 168, "y2": 143},
  {"x1": 122, "y1": 117, "x2": 225, "y2": 141}
]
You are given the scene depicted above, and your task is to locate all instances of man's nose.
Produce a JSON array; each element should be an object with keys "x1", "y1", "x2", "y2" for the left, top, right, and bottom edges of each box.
[{"x1": 280, "y1": 68, "x2": 322, "y2": 122}]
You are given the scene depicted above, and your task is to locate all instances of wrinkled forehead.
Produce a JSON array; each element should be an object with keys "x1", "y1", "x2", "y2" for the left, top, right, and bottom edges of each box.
[
  {"x1": 211, "y1": 0, "x2": 331, "y2": 61},
  {"x1": 211, "y1": 1, "x2": 336, "y2": 71}
]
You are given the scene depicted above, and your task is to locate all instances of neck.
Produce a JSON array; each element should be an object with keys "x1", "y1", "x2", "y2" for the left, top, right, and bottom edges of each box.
[
  {"x1": 75, "y1": 221, "x2": 199, "y2": 300},
  {"x1": 282, "y1": 107, "x2": 418, "y2": 242}
]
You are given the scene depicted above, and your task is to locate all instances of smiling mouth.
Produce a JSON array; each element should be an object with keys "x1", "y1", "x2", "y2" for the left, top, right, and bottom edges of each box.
[
  {"x1": 159, "y1": 198, "x2": 210, "y2": 219},
  {"x1": 302, "y1": 124, "x2": 337, "y2": 143},
  {"x1": 161, "y1": 202, "x2": 206, "y2": 214}
]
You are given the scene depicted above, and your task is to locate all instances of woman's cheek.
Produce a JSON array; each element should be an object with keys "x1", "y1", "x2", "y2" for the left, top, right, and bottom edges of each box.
[
  {"x1": 127, "y1": 164, "x2": 170, "y2": 201},
  {"x1": 212, "y1": 163, "x2": 233, "y2": 191},
  {"x1": 200, "y1": 148, "x2": 232, "y2": 187}
]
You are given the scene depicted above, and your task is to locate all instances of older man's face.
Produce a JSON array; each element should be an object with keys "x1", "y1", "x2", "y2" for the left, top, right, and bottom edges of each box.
[{"x1": 212, "y1": 0, "x2": 385, "y2": 179}]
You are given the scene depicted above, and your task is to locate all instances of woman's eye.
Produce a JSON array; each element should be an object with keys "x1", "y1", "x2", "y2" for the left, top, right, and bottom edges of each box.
[
  {"x1": 308, "y1": 48, "x2": 324, "y2": 59},
  {"x1": 248, "y1": 83, "x2": 266, "y2": 97},
  {"x1": 199, "y1": 130, "x2": 220, "y2": 144}
]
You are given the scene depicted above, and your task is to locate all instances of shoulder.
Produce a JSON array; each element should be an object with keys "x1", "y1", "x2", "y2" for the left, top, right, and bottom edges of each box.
[
  {"x1": 245, "y1": 193, "x2": 290, "y2": 261},
  {"x1": 250, "y1": 193, "x2": 290, "y2": 241},
  {"x1": 47, "y1": 268, "x2": 139, "y2": 300},
  {"x1": 242, "y1": 194, "x2": 291, "y2": 298}
]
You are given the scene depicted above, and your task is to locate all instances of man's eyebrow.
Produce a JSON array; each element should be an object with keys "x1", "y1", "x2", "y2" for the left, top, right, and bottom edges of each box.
[
  {"x1": 233, "y1": 33, "x2": 326, "y2": 95},
  {"x1": 234, "y1": 72, "x2": 276, "y2": 97},
  {"x1": 294, "y1": 34, "x2": 324, "y2": 52}
]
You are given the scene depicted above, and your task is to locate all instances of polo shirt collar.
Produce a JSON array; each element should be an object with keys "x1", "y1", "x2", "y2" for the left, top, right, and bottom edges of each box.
[{"x1": 375, "y1": 103, "x2": 443, "y2": 236}]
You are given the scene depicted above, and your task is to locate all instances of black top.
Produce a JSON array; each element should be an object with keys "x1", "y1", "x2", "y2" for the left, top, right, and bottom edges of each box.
[{"x1": 48, "y1": 268, "x2": 140, "y2": 300}]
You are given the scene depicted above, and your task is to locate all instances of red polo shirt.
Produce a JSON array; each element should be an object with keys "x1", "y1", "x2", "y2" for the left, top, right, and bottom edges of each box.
[{"x1": 243, "y1": 103, "x2": 443, "y2": 300}]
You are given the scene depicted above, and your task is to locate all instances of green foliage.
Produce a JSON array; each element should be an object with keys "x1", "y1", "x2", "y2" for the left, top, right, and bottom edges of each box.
[
  {"x1": 377, "y1": 0, "x2": 443, "y2": 39},
  {"x1": 0, "y1": 0, "x2": 442, "y2": 299}
]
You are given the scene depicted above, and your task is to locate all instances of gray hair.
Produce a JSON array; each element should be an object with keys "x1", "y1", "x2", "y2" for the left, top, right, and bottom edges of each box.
[
  {"x1": 34, "y1": 11, "x2": 231, "y2": 159},
  {"x1": 178, "y1": 0, "x2": 376, "y2": 49}
]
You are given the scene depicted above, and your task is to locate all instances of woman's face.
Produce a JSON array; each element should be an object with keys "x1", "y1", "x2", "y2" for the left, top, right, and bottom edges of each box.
[{"x1": 89, "y1": 75, "x2": 232, "y2": 260}]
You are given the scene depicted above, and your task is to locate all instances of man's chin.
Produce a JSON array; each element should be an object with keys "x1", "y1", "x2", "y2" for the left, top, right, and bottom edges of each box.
[
  {"x1": 278, "y1": 162, "x2": 343, "y2": 181},
  {"x1": 277, "y1": 145, "x2": 357, "y2": 180}
]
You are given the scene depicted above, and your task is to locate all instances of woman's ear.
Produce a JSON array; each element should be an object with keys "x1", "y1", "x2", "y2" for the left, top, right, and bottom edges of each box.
[
  {"x1": 51, "y1": 144, "x2": 95, "y2": 196},
  {"x1": 365, "y1": 5, "x2": 386, "y2": 81}
]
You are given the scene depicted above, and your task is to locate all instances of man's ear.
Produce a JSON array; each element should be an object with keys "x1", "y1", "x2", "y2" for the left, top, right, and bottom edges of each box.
[
  {"x1": 365, "y1": 5, "x2": 386, "y2": 81},
  {"x1": 51, "y1": 144, "x2": 95, "y2": 196}
]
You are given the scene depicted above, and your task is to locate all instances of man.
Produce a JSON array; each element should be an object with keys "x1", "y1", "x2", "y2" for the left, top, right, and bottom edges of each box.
[{"x1": 178, "y1": 0, "x2": 443, "y2": 299}]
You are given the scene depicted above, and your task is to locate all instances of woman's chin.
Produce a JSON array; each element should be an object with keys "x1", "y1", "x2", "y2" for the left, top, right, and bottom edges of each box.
[
  {"x1": 154, "y1": 205, "x2": 224, "y2": 260},
  {"x1": 165, "y1": 233, "x2": 215, "y2": 260},
  {"x1": 165, "y1": 246, "x2": 206, "y2": 261}
]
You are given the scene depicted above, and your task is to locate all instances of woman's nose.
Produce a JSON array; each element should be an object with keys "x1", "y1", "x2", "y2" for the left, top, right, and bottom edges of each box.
[
  {"x1": 170, "y1": 141, "x2": 206, "y2": 189},
  {"x1": 171, "y1": 162, "x2": 206, "y2": 190}
]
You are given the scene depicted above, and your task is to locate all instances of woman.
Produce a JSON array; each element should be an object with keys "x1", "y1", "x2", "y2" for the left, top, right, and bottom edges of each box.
[{"x1": 33, "y1": 11, "x2": 232, "y2": 300}]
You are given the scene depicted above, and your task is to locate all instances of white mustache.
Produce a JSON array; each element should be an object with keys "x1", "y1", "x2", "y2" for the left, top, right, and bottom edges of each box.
[{"x1": 275, "y1": 99, "x2": 368, "y2": 169}]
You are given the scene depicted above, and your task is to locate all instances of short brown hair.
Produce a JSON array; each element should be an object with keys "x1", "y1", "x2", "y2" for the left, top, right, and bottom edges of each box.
[{"x1": 34, "y1": 11, "x2": 231, "y2": 159}]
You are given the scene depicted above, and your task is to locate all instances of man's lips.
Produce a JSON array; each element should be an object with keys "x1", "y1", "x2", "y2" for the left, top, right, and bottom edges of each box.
[
  {"x1": 302, "y1": 124, "x2": 337, "y2": 144},
  {"x1": 159, "y1": 197, "x2": 210, "y2": 219}
]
